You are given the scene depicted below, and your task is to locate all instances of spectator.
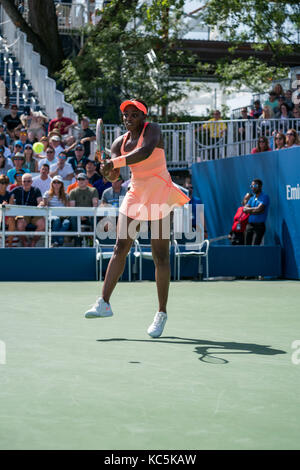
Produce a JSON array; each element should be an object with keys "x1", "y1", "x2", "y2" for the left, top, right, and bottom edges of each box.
[
  {"x1": 12, "y1": 139, "x2": 24, "y2": 156},
  {"x1": 21, "y1": 108, "x2": 48, "y2": 141},
  {"x1": 202, "y1": 110, "x2": 227, "y2": 159},
  {"x1": 39, "y1": 136, "x2": 50, "y2": 157},
  {"x1": 2, "y1": 104, "x2": 22, "y2": 140},
  {"x1": 285, "y1": 128, "x2": 300, "y2": 148},
  {"x1": 18, "y1": 128, "x2": 30, "y2": 147},
  {"x1": 64, "y1": 135, "x2": 77, "y2": 158},
  {"x1": 249, "y1": 100, "x2": 262, "y2": 119},
  {"x1": 66, "y1": 168, "x2": 93, "y2": 193},
  {"x1": 7, "y1": 152, "x2": 30, "y2": 184},
  {"x1": 0, "y1": 133, "x2": 11, "y2": 158},
  {"x1": 49, "y1": 134, "x2": 64, "y2": 158},
  {"x1": 23, "y1": 144, "x2": 38, "y2": 173},
  {"x1": 49, "y1": 151, "x2": 74, "y2": 189},
  {"x1": 276, "y1": 103, "x2": 293, "y2": 133},
  {"x1": 0, "y1": 174, "x2": 15, "y2": 247},
  {"x1": 85, "y1": 158, "x2": 101, "y2": 185},
  {"x1": 229, "y1": 193, "x2": 251, "y2": 245},
  {"x1": 79, "y1": 116, "x2": 96, "y2": 157},
  {"x1": 67, "y1": 143, "x2": 88, "y2": 172},
  {"x1": 263, "y1": 91, "x2": 279, "y2": 115},
  {"x1": 273, "y1": 83, "x2": 284, "y2": 98},
  {"x1": 0, "y1": 146, "x2": 13, "y2": 175},
  {"x1": 48, "y1": 106, "x2": 77, "y2": 136},
  {"x1": 292, "y1": 107, "x2": 300, "y2": 130},
  {"x1": 93, "y1": 174, "x2": 112, "y2": 199},
  {"x1": 284, "y1": 90, "x2": 295, "y2": 111},
  {"x1": 251, "y1": 136, "x2": 271, "y2": 154},
  {"x1": 183, "y1": 179, "x2": 207, "y2": 234},
  {"x1": 38, "y1": 146, "x2": 57, "y2": 170},
  {"x1": 10, "y1": 173, "x2": 44, "y2": 247},
  {"x1": 32, "y1": 164, "x2": 52, "y2": 194},
  {"x1": 39, "y1": 175, "x2": 70, "y2": 248},
  {"x1": 237, "y1": 107, "x2": 253, "y2": 142},
  {"x1": 69, "y1": 173, "x2": 99, "y2": 246},
  {"x1": 274, "y1": 132, "x2": 286, "y2": 150},
  {"x1": 100, "y1": 176, "x2": 127, "y2": 207},
  {"x1": 244, "y1": 179, "x2": 270, "y2": 246},
  {"x1": 8, "y1": 170, "x2": 25, "y2": 191},
  {"x1": 258, "y1": 105, "x2": 274, "y2": 136}
]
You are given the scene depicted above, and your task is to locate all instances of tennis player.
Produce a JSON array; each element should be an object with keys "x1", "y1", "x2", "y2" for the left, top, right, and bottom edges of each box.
[{"x1": 84, "y1": 99, "x2": 190, "y2": 337}]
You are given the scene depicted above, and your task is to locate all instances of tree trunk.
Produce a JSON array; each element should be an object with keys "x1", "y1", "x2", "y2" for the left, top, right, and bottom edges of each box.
[{"x1": 0, "y1": 0, "x2": 64, "y2": 75}]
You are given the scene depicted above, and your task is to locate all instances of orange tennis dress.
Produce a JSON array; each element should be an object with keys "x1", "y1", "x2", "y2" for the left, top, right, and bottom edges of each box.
[{"x1": 119, "y1": 122, "x2": 190, "y2": 221}]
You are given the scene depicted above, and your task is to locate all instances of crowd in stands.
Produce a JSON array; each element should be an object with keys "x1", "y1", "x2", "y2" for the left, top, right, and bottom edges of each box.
[{"x1": 0, "y1": 104, "x2": 126, "y2": 248}]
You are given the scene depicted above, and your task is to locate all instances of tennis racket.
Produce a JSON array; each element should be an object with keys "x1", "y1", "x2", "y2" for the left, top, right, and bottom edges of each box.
[{"x1": 96, "y1": 118, "x2": 105, "y2": 163}]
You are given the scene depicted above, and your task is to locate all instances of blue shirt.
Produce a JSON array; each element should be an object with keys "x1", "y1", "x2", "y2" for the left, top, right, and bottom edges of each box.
[{"x1": 248, "y1": 192, "x2": 270, "y2": 223}]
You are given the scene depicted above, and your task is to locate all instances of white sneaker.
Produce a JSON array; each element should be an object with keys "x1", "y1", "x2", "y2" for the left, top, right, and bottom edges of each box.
[
  {"x1": 147, "y1": 311, "x2": 167, "y2": 338},
  {"x1": 84, "y1": 297, "x2": 113, "y2": 318}
]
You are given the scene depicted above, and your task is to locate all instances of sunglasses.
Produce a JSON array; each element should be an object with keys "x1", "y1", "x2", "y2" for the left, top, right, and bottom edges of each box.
[
  {"x1": 286, "y1": 133, "x2": 295, "y2": 136},
  {"x1": 0, "y1": 181, "x2": 8, "y2": 184},
  {"x1": 14, "y1": 158, "x2": 24, "y2": 160},
  {"x1": 23, "y1": 180, "x2": 32, "y2": 183},
  {"x1": 75, "y1": 148, "x2": 83, "y2": 151},
  {"x1": 77, "y1": 178, "x2": 86, "y2": 181},
  {"x1": 58, "y1": 155, "x2": 67, "y2": 159},
  {"x1": 53, "y1": 181, "x2": 62, "y2": 184}
]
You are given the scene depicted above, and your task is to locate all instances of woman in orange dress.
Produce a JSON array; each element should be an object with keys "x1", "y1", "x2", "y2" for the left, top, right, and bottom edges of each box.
[{"x1": 84, "y1": 99, "x2": 190, "y2": 337}]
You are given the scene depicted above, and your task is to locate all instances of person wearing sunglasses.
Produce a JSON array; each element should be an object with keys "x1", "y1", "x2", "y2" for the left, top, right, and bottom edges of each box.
[
  {"x1": 274, "y1": 132, "x2": 286, "y2": 150},
  {"x1": 243, "y1": 179, "x2": 270, "y2": 246},
  {"x1": 38, "y1": 146, "x2": 58, "y2": 170},
  {"x1": 6, "y1": 152, "x2": 30, "y2": 184},
  {"x1": 251, "y1": 136, "x2": 271, "y2": 154},
  {"x1": 285, "y1": 129, "x2": 300, "y2": 148},
  {"x1": 0, "y1": 146, "x2": 13, "y2": 175}
]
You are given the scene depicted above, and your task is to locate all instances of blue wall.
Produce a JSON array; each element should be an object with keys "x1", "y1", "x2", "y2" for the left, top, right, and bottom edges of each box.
[{"x1": 192, "y1": 147, "x2": 300, "y2": 279}]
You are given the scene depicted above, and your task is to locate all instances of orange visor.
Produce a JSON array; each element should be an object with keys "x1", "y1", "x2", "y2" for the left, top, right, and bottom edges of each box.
[{"x1": 120, "y1": 100, "x2": 148, "y2": 115}]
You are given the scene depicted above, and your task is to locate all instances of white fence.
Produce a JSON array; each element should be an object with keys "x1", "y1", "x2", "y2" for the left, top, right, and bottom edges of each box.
[{"x1": 0, "y1": 6, "x2": 78, "y2": 121}]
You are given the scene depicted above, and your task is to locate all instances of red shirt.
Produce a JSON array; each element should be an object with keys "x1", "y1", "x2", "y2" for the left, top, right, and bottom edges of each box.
[{"x1": 48, "y1": 117, "x2": 74, "y2": 135}]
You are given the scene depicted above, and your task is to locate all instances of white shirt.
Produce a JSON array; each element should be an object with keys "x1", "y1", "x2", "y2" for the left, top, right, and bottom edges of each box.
[
  {"x1": 53, "y1": 144, "x2": 64, "y2": 158},
  {"x1": 38, "y1": 156, "x2": 58, "y2": 170},
  {"x1": 50, "y1": 161, "x2": 75, "y2": 190},
  {"x1": 32, "y1": 175, "x2": 52, "y2": 194}
]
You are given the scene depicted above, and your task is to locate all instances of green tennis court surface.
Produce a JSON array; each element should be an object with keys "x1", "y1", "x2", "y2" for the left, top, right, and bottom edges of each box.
[{"x1": 1, "y1": 280, "x2": 300, "y2": 450}]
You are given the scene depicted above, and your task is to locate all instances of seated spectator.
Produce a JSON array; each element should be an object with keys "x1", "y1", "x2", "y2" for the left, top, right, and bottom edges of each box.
[
  {"x1": 292, "y1": 107, "x2": 300, "y2": 129},
  {"x1": 0, "y1": 132, "x2": 11, "y2": 158},
  {"x1": 38, "y1": 146, "x2": 57, "y2": 170},
  {"x1": 32, "y1": 164, "x2": 52, "y2": 194},
  {"x1": 0, "y1": 174, "x2": 16, "y2": 247},
  {"x1": 21, "y1": 108, "x2": 48, "y2": 141},
  {"x1": 79, "y1": 116, "x2": 96, "y2": 157},
  {"x1": 48, "y1": 106, "x2": 77, "y2": 136},
  {"x1": 66, "y1": 168, "x2": 93, "y2": 193},
  {"x1": 10, "y1": 173, "x2": 44, "y2": 247},
  {"x1": 49, "y1": 151, "x2": 74, "y2": 189},
  {"x1": 67, "y1": 143, "x2": 88, "y2": 172},
  {"x1": 69, "y1": 173, "x2": 99, "y2": 246},
  {"x1": 258, "y1": 105, "x2": 274, "y2": 136},
  {"x1": 49, "y1": 134, "x2": 64, "y2": 158},
  {"x1": 38, "y1": 136, "x2": 50, "y2": 157},
  {"x1": 2, "y1": 104, "x2": 22, "y2": 140},
  {"x1": 7, "y1": 152, "x2": 30, "y2": 183},
  {"x1": 263, "y1": 91, "x2": 279, "y2": 115},
  {"x1": 244, "y1": 179, "x2": 270, "y2": 246},
  {"x1": 249, "y1": 100, "x2": 262, "y2": 119},
  {"x1": 274, "y1": 132, "x2": 286, "y2": 150},
  {"x1": 8, "y1": 169, "x2": 25, "y2": 191},
  {"x1": 284, "y1": 90, "x2": 295, "y2": 112},
  {"x1": 85, "y1": 158, "x2": 101, "y2": 185},
  {"x1": 273, "y1": 83, "x2": 284, "y2": 98},
  {"x1": 17, "y1": 128, "x2": 30, "y2": 147},
  {"x1": 39, "y1": 175, "x2": 70, "y2": 247},
  {"x1": 12, "y1": 139, "x2": 24, "y2": 157},
  {"x1": 276, "y1": 103, "x2": 293, "y2": 133},
  {"x1": 251, "y1": 136, "x2": 271, "y2": 154},
  {"x1": 93, "y1": 174, "x2": 112, "y2": 199},
  {"x1": 23, "y1": 144, "x2": 38, "y2": 173},
  {"x1": 100, "y1": 176, "x2": 127, "y2": 207},
  {"x1": 285, "y1": 128, "x2": 300, "y2": 148},
  {"x1": 229, "y1": 193, "x2": 251, "y2": 245},
  {"x1": 0, "y1": 146, "x2": 13, "y2": 175},
  {"x1": 64, "y1": 135, "x2": 77, "y2": 158}
]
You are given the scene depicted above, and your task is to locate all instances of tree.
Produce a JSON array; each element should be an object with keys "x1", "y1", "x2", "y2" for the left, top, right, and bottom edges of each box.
[
  {"x1": 58, "y1": 0, "x2": 199, "y2": 122},
  {"x1": 0, "y1": 0, "x2": 64, "y2": 74},
  {"x1": 198, "y1": 0, "x2": 300, "y2": 90}
]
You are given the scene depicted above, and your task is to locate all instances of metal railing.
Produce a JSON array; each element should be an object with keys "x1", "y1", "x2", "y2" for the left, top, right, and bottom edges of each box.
[{"x1": 87, "y1": 118, "x2": 300, "y2": 166}]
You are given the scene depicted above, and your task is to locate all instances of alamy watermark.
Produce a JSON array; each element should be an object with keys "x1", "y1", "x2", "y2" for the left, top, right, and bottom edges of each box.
[
  {"x1": 0, "y1": 340, "x2": 6, "y2": 365},
  {"x1": 291, "y1": 340, "x2": 300, "y2": 365}
]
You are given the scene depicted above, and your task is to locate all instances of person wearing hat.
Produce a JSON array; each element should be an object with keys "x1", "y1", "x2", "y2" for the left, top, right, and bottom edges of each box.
[
  {"x1": 7, "y1": 152, "x2": 30, "y2": 183},
  {"x1": 66, "y1": 168, "x2": 93, "y2": 193},
  {"x1": 2, "y1": 104, "x2": 22, "y2": 139},
  {"x1": 67, "y1": 143, "x2": 89, "y2": 172},
  {"x1": 7, "y1": 169, "x2": 26, "y2": 191},
  {"x1": 49, "y1": 134, "x2": 64, "y2": 158},
  {"x1": 49, "y1": 151, "x2": 74, "y2": 189},
  {"x1": 79, "y1": 116, "x2": 96, "y2": 157},
  {"x1": 0, "y1": 146, "x2": 13, "y2": 175},
  {"x1": 48, "y1": 107, "x2": 77, "y2": 136},
  {"x1": 12, "y1": 140, "x2": 24, "y2": 156},
  {"x1": 84, "y1": 98, "x2": 190, "y2": 339},
  {"x1": 100, "y1": 175, "x2": 126, "y2": 208},
  {"x1": 69, "y1": 172, "x2": 99, "y2": 246}
]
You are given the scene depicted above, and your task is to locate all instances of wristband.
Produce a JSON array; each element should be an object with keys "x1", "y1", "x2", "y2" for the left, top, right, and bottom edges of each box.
[{"x1": 112, "y1": 156, "x2": 126, "y2": 169}]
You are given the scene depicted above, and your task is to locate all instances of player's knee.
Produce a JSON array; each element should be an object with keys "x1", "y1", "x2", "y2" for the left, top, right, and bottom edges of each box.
[
  {"x1": 152, "y1": 249, "x2": 169, "y2": 267},
  {"x1": 114, "y1": 239, "x2": 131, "y2": 258}
]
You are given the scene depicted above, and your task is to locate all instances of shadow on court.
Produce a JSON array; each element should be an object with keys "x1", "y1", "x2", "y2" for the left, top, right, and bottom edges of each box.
[{"x1": 97, "y1": 336, "x2": 286, "y2": 365}]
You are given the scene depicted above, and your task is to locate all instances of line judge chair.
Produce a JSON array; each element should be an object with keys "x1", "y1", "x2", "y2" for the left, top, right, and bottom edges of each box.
[
  {"x1": 173, "y1": 238, "x2": 210, "y2": 281},
  {"x1": 95, "y1": 235, "x2": 132, "y2": 282}
]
